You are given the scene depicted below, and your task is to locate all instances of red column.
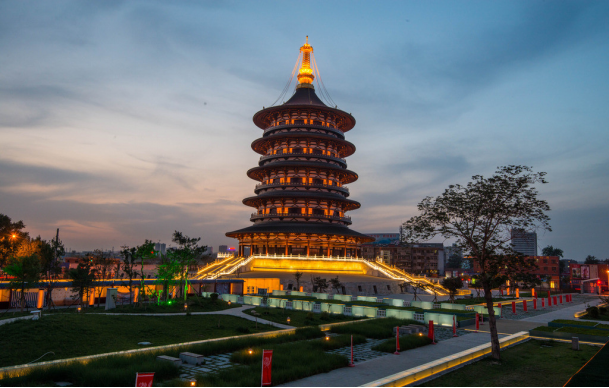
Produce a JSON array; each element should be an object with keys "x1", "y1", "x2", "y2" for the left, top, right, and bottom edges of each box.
[
  {"x1": 553, "y1": 296, "x2": 557, "y2": 305},
  {"x1": 498, "y1": 303, "x2": 502, "y2": 318},
  {"x1": 533, "y1": 298, "x2": 537, "y2": 310},
  {"x1": 542, "y1": 298, "x2": 545, "y2": 308},
  {"x1": 512, "y1": 301, "x2": 516, "y2": 314},
  {"x1": 548, "y1": 295, "x2": 552, "y2": 307},
  {"x1": 523, "y1": 300, "x2": 528, "y2": 313},
  {"x1": 475, "y1": 313, "x2": 479, "y2": 332},
  {"x1": 559, "y1": 295, "x2": 563, "y2": 304}
]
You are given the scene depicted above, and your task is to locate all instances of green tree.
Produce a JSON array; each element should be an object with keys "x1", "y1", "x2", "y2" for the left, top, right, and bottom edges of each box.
[
  {"x1": 401, "y1": 279, "x2": 426, "y2": 301},
  {"x1": 4, "y1": 254, "x2": 42, "y2": 312},
  {"x1": 155, "y1": 255, "x2": 181, "y2": 302},
  {"x1": 312, "y1": 277, "x2": 328, "y2": 293},
  {"x1": 329, "y1": 276, "x2": 343, "y2": 294},
  {"x1": 93, "y1": 249, "x2": 114, "y2": 307},
  {"x1": 37, "y1": 232, "x2": 65, "y2": 311},
  {"x1": 68, "y1": 259, "x2": 97, "y2": 309},
  {"x1": 401, "y1": 165, "x2": 549, "y2": 360},
  {"x1": 0, "y1": 214, "x2": 29, "y2": 268},
  {"x1": 293, "y1": 271, "x2": 304, "y2": 291},
  {"x1": 120, "y1": 246, "x2": 138, "y2": 305},
  {"x1": 134, "y1": 240, "x2": 157, "y2": 307},
  {"x1": 584, "y1": 255, "x2": 599, "y2": 264},
  {"x1": 541, "y1": 245, "x2": 563, "y2": 258},
  {"x1": 441, "y1": 277, "x2": 464, "y2": 303},
  {"x1": 168, "y1": 231, "x2": 207, "y2": 302},
  {"x1": 446, "y1": 253, "x2": 463, "y2": 269}
]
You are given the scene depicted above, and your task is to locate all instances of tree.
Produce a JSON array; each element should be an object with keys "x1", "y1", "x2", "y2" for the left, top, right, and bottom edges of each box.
[
  {"x1": 401, "y1": 165, "x2": 550, "y2": 361},
  {"x1": 120, "y1": 246, "x2": 138, "y2": 305},
  {"x1": 446, "y1": 253, "x2": 462, "y2": 269},
  {"x1": 93, "y1": 249, "x2": 114, "y2": 307},
  {"x1": 441, "y1": 277, "x2": 464, "y2": 303},
  {"x1": 156, "y1": 253, "x2": 181, "y2": 302},
  {"x1": 312, "y1": 277, "x2": 328, "y2": 293},
  {"x1": 36, "y1": 232, "x2": 65, "y2": 311},
  {"x1": 584, "y1": 255, "x2": 599, "y2": 264},
  {"x1": 402, "y1": 279, "x2": 426, "y2": 301},
  {"x1": 293, "y1": 271, "x2": 304, "y2": 291},
  {"x1": 541, "y1": 245, "x2": 563, "y2": 258},
  {"x1": 4, "y1": 254, "x2": 42, "y2": 312},
  {"x1": 329, "y1": 276, "x2": 343, "y2": 294},
  {"x1": 168, "y1": 231, "x2": 207, "y2": 302},
  {"x1": 0, "y1": 214, "x2": 29, "y2": 268},
  {"x1": 133, "y1": 241, "x2": 156, "y2": 307},
  {"x1": 68, "y1": 259, "x2": 97, "y2": 309}
]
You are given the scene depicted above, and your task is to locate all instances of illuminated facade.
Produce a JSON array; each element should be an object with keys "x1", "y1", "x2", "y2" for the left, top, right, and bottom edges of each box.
[{"x1": 226, "y1": 38, "x2": 374, "y2": 258}]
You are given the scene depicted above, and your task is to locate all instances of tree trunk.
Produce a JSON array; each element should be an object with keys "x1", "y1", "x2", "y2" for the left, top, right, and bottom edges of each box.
[{"x1": 484, "y1": 285, "x2": 501, "y2": 360}]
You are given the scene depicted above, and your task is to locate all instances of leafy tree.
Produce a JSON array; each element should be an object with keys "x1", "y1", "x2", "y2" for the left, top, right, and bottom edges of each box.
[
  {"x1": 4, "y1": 254, "x2": 42, "y2": 312},
  {"x1": 133, "y1": 241, "x2": 156, "y2": 306},
  {"x1": 441, "y1": 277, "x2": 464, "y2": 303},
  {"x1": 93, "y1": 249, "x2": 114, "y2": 307},
  {"x1": 0, "y1": 214, "x2": 29, "y2": 268},
  {"x1": 37, "y1": 232, "x2": 65, "y2": 311},
  {"x1": 584, "y1": 255, "x2": 599, "y2": 264},
  {"x1": 329, "y1": 276, "x2": 343, "y2": 294},
  {"x1": 168, "y1": 231, "x2": 207, "y2": 302},
  {"x1": 156, "y1": 254, "x2": 181, "y2": 302},
  {"x1": 120, "y1": 246, "x2": 138, "y2": 305},
  {"x1": 541, "y1": 245, "x2": 563, "y2": 258},
  {"x1": 446, "y1": 253, "x2": 462, "y2": 269},
  {"x1": 312, "y1": 277, "x2": 328, "y2": 293},
  {"x1": 401, "y1": 279, "x2": 426, "y2": 301},
  {"x1": 68, "y1": 259, "x2": 97, "y2": 309},
  {"x1": 401, "y1": 165, "x2": 550, "y2": 360},
  {"x1": 293, "y1": 271, "x2": 304, "y2": 291}
]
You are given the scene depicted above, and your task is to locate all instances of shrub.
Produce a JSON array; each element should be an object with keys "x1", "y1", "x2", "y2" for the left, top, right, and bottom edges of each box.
[
  {"x1": 586, "y1": 306, "x2": 600, "y2": 319},
  {"x1": 599, "y1": 306, "x2": 607, "y2": 314},
  {"x1": 320, "y1": 312, "x2": 331, "y2": 321},
  {"x1": 210, "y1": 293, "x2": 219, "y2": 302},
  {"x1": 236, "y1": 326, "x2": 250, "y2": 334},
  {"x1": 330, "y1": 318, "x2": 419, "y2": 339},
  {"x1": 306, "y1": 312, "x2": 314, "y2": 320}
]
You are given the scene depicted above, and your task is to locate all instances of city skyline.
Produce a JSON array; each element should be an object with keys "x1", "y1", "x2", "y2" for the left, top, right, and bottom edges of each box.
[{"x1": 1, "y1": 1, "x2": 608, "y2": 260}]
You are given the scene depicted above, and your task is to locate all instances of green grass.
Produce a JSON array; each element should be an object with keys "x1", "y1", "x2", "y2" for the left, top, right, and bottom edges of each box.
[
  {"x1": 566, "y1": 343, "x2": 609, "y2": 386},
  {"x1": 0, "y1": 313, "x2": 277, "y2": 368},
  {"x1": 244, "y1": 307, "x2": 359, "y2": 327},
  {"x1": 329, "y1": 317, "x2": 420, "y2": 339},
  {"x1": 555, "y1": 326, "x2": 609, "y2": 337},
  {"x1": 531, "y1": 326, "x2": 557, "y2": 332},
  {"x1": 0, "y1": 327, "x2": 325, "y2": 386},
  {"x1": 371, "y1": 333, "x2": 432, "y2": 353},
  {"x1": 195, "y1": 335, "x2": 360, "y2": 386},
  {"x1": 421, "y1": 340, "x2": 599, "y2": 387},
  {"x1": 442, "y1": 297, "x2": 516, "y2": 305},
  {"x1": 579, "y1": 309, "x2": 609, "y2": 321},
  {"x1": 553, "y1": 319, "x2": 599, "y2": 327}
]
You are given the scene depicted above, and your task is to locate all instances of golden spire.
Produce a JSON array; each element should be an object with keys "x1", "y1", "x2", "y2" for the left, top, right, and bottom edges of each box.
[{"x1": 297, "y1": 36, "x2": 314, "y2": 88}]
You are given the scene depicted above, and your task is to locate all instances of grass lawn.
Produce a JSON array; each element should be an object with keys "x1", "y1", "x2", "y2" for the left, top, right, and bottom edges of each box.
[
  {"x1": 371, "y1": 333, "x2": 432, "y2": 353},
  {"x1": 194, "y1": 334, "x2": 364, "y2": 386},
  {"x1": 243, "y1": 307, "x2": 359, "y2": 327},
  {"x1": 0, "y1": 313, "x2": 276, "y2": 368},
  {"x1": 421, "y1": 340, "x2": 599, "y2": 387},
  {"x1": 329, "y1": 317, "x2": 420, "y2": 339},
  {"x1": 1, "y1": 327, "x2": 325, "y2": 387},
  {"x1": 442, "y1": 297, "x2": 516, "y2": 305},
  {"x1": 579, "y1": 309, "x2": 609, "y2": 322}
]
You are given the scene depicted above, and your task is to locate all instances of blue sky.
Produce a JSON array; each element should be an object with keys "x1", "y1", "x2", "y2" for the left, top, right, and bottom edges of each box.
[{"x1": 0, "y1": 1, "x2": 608, "y2": 259}]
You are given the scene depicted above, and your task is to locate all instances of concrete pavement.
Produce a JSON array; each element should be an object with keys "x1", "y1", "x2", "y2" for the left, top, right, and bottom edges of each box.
[{"x1": 280, "y1": 332, "x2": 503, "y2": 387}]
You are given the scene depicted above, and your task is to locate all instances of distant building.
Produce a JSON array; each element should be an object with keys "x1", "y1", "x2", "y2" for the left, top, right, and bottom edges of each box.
[
  {"x1": 219, "y1": 245, "x2": 228, "y2": 253},
  {"x1": 365, "y1": 233, "x2": 400, "y2": 245},
  {"x1": 511, "y1": 229, "x2": 537, "y2": 256},
  {"x1": 472, "y1": 255, "x2": 560, "y2": 289},
  {"x1": 569, "y1": 263, "x2": 608, "y2": 293},
  {"x1": 361, "y1": 242, "x2": 444, "y2": 276}
]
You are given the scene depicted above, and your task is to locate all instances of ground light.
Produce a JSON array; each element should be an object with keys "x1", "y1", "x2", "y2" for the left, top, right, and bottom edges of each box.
[
  {"x1": 77, "y1": 307, "x2": 81, "y2": 313},
  {"x1": 190, "y1": 378, "x2": 196, "y2": 386},
  {"x1": 248, "y1": 348, "x2": 253, "y2": 355},
  {"x1": 228, "y1": 301, "x2": 231, "y2": 306},
  {"x1": 184, "y1": 303, "x2": 188, "y2": 311},
  {"x1": 325, "y1": 334, "x2": 330, "y2": 341},
  {"x1": 287, "y1": 316, "x2": 291, "y2": 324}
]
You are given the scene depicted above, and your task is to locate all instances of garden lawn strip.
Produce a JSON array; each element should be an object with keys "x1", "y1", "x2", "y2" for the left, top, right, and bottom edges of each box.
[
  {"x1": 371, "y1": 333, "x2": 432, "y2": 353},
  {"x1": 421, "y1": 340, "x2": 598, "y2": 387},
  {"x1": 0, "y1": 314, "x2": 276, "y2": 367},
  {"x1": 244, "y1": 307, "x2": 359, "y2": 327},
  {"x1": 329, "y1": 317, "x2": 420, "y2": 339}
]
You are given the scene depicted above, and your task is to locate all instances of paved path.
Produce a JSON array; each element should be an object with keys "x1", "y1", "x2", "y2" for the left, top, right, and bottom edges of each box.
[
  {"x1": 520, "y1": 298, "x2": 601, "y2": 324},
  {"x1": 280, "y1": 332, "x2": 502, "y2": 387}
]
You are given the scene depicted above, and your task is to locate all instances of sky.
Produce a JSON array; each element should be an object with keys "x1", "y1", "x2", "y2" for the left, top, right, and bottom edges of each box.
[{"x1": 0, "y1": 1, "x2": 608, "y2": 260}]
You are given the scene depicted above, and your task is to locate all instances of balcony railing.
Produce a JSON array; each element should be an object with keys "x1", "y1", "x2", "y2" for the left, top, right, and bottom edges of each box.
[
  {"x1": 260, "y1": 152, "x2": 346, "y2": 165},
  {"x1": 254, "y1": 181, "x2": 349, "y2": 193},
  {"x1": 250, "y1": 212, "x2": 352, "y2": 224}
]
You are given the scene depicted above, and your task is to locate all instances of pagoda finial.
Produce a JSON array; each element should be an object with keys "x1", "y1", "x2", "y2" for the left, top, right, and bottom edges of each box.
[{"x1": 297, "y1": 36, "x2": 314, "y2": 88}]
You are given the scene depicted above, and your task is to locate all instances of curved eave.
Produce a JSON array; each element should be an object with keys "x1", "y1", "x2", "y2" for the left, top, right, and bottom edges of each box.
[
  {"x1": 253, "y1": 105, "x2": 356, "y2": 132},
  {"x1": 251, "y1": 132, "x2": 356, "y2": 157},
  {"x1": 247, "y1": 162, "x2": 358, "y2": 184},
  {"x1": 226, "y1": 221, "x2": 375, "y2": 242},
  {"x1": 242, "y1": 191, "x2": 361, "y2": 211}
]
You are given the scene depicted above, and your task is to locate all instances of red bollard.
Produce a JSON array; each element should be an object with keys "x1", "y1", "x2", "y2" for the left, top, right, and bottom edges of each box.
[
  {"x1": 498, "y1": 303, "x2": 503, "y2": 318},
  {"x1": 532, "y1": 288, "x2": 536, "y2": 298},
  {"x1": 453, "y1": 315, "x2": 458, "y2": 337},
  {"x1": 523, "y1": 300, "x2": 528, "y2": 313},
  {"x1": 512, "y1": 301, "x2": 516, "y2": 314},
  {"x1": 533, "y1": 298, "x2": 537, "y2": 310},
  {"x1": 553, "y1": 296, "x2": 557, "y2": 305},
  {"x1": 394, "y1": 326, "x2": 400, "y2": 355},
  {"x1": 349, "y1": 335, "x2": 354, "y2": 367},
  {"x1": 559, "y1": 295, "x2": 563, "y2": 304},
  {"x1": 548, "y1": 296, "x2": 552, "y2": 307},
  {"x1": 542, "y1": 298, "x2": 545, "y2": 308},
  {"x1": 500, "y1": 289, "x2": 503, "y2": 296},
  {"x1": 475, "y1": 313, "x2": 479, "y2": 332},
  {"x1": 516, "y1": 288, "x2": 520, "y2": 298},
  {"x1": 429, "y1": 320, "x2": 436, "y2": 344}
]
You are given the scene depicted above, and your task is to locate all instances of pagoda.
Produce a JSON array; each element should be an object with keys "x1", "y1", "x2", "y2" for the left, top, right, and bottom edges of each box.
[{"x1": 226, "y1": 38, "x2": 374, "y2": 259}]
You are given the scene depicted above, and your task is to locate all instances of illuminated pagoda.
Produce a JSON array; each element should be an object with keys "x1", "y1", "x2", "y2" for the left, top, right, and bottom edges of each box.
[{"x1": 226, "y1": 37, "x2": 375, "y2": 258}]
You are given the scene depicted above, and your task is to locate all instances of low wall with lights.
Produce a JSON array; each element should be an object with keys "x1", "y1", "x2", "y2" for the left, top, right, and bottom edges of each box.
[{"x1": 249, "y1": 258, "x2": 369, "y2": 274}]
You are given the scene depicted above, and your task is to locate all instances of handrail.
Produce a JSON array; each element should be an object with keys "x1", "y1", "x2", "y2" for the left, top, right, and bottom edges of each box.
[
  {"x1": 255, "y1": 181, "x2": 349, "y2": 193},
  {"x1": 260, "y1": 152, "x2": 346, "y2": 164},
  {"x1": 250, "y1": 213, "x2": 351, "y2": 223}
]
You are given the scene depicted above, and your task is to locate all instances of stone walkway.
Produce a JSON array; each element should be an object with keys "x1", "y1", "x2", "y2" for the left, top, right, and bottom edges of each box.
[{"x1": 179, "y1": 352, "x2": 238, "y2": 379}]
